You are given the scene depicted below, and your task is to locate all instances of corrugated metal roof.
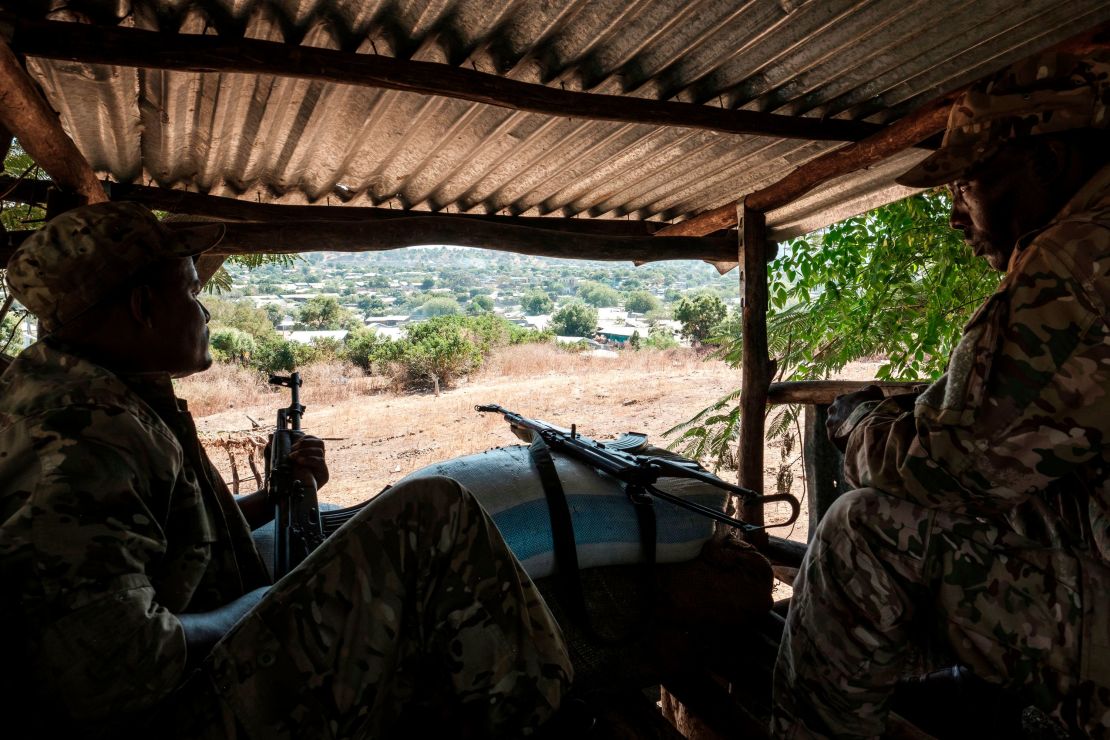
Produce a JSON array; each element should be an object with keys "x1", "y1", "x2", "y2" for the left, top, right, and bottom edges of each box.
[{"x1": 7, "y1": 0, "x2": 1110, "y2": 244}]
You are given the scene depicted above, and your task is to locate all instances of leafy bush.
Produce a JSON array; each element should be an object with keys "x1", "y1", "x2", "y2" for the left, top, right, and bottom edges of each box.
[
  {"x1": 625, "y1": 290, "x2": 660, "y2": 314},
  {"x1": 298, "y1": 295, "x2": 345, "y2": 329},
  {"x1": 674, "y1": 293, "x2": 727, "y2": 344},
  {"x1": 390, "y1": 317, "x2": 483, "y2": 390},
  {"x1": 576, "y1": 280, "x2": 621, "y2": 308},
  {"x1": 644, "y1": 325, "x2": 679, "y2": 350},
  {"x1": 209, "y1": 327, "x2": 257, "y2": 365},
  {"x1": 206, "y1": 298, "x2": 278, "y2": 338},
  {"x1": 668, "y1": 191, "x2": 1000, "y2": 467},
  {"x1": 345, "y1": 327, "x2": 396, "y2": 372},
  {"x1": 549, "y1": 301, "x2": 598, "y2": 337},
  {"x1": 521, "y1": 288, "x2": 554, "y2": 315},
  {"x1": 379, "y1": 315, "x2": 551, "y2": 390},
  {"x1": 418, "y1": 296, "x2": 462, "y2": 317},
  {"x1": 253, "y1": 336, "x2": 305, "y2": 373},
  {"x1": 305, "y1": 336, "x2": 346, "y2": 364},
  {"x1": 468, "y1": 295, "x2": 494, "y2": 314}
]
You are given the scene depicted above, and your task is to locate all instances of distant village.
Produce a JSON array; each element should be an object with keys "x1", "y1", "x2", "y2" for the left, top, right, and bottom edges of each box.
[{"x1": 220, "y1": 246, "x2": 741, "y2": 353}]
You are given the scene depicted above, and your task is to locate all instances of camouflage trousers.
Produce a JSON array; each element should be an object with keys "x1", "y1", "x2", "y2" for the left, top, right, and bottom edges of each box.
[
  {"x1": 772, "y1": 487, "x2": 1110, "y2": 738},
  {"x1": 166, "y1": 475, "x2": 573, "y2": 739}
]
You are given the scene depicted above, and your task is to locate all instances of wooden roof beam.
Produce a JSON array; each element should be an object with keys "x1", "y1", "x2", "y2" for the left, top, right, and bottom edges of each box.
[
  {"x1": 654, "y1": 90, "x2": 959, "y2": 237},
  {"x1": 1, "y1": 13, "x2": 883, "y2": 143},
  {"x1": 1, "y1": 216, "x2": 738, "y2": 265},
  {"x1": 0, "y1": 175, "x2": 707, "y2": 239},
  {"x1": 657, "y1": 21, "x2": 1110, "y2": 237},
  {"x1": 0, "y1": 34, "x2": 105, "y2": 206}
]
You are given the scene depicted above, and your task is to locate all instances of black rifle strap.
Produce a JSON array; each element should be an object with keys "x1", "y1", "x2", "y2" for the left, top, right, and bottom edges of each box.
[
  {"x1": 529, "y1": 437, "x2": 659, "y2": 643},
  {"x1": 528, "y1": 436, "x2": 590, "y2": 627},
  {"x1": 626, "y1": 484, "x2": 657, "y2": 619}
]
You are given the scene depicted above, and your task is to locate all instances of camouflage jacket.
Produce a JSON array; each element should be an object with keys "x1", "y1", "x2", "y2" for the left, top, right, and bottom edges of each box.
[
  {"x1": 838, "y1": 163, "x2": 1110, "y2": 558},
  {"x1": 0, "y1": 339, "x2": 270, "y2": 731}
]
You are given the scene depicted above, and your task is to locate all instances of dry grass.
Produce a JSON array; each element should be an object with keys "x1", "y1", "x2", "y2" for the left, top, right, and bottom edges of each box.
[
  {"x1": 479, "y1": 343, "x2": 707, "y2": 379},
  {"x1": 176, "y1": 361, "x2": 389, "y2": 417},
  {"x1": 182, "y1": 345, "x2": 887, "y2": 579},
  {"x1": 186, "y1": 344, "x2": 743, "y2": 503}
]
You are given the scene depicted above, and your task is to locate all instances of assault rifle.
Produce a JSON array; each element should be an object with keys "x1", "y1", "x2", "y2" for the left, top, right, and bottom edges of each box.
[
  {"x1": 476, "y1": 404, "x2": 800, "y2": 532},
  {"x1": 268, "y1": 372, "x2": 325, "y2": 579}
]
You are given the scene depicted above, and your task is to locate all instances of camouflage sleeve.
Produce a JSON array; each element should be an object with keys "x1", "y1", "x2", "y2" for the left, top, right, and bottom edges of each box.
[
  {"x1": 21, "y1": 404, "x2": 188, "y2": 720},
  {"x1": 840, "y1": 222, "x2": 1110, "y2": 516}
]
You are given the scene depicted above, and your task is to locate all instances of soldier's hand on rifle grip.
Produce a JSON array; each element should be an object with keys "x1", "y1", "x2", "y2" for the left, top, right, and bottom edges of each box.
[
  {"x1": 508, "y1": 421, "x2": 534, "y2": 444},
  {"x1": 289, "y1": 435, "x2": 329, "y2": 490},
  {"x1": 827, "y1": 384, "x2": 886, "y2": 453}
]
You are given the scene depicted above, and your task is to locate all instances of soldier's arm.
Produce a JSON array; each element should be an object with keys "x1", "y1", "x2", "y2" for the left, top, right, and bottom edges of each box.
[
  {"x1": 839, "y1": 227, "x2": 1110, "y2": 516},
  {"x1": 178, "y1": 586, "x2": 269, "y2": 668},
  {"x1": 235, "y1": 488, "x2": 273, "y2": 529},
  {"x1": 14, "y1": 406, "x2": 190, "y2": 720},
  {"x1": 233, "y1": 436, "x2": 330, "y2": 530}
]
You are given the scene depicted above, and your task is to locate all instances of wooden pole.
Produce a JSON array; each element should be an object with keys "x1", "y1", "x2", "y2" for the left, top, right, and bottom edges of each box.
[
  {"x1": 766, "y1": 379, "x2": 922, "y2": 405},
  {"x1": 3, "y1": 14, "x2": 882, "y2": 144},
  {"x1": 738, "y1": 201, "x2": 771, "y2": 535},
  {"x1": 1, "y1": 216, "x2": 738, "y2": 265},
  {"x1": 0, "y1": 36, "x2": 105, "y2": 205}
]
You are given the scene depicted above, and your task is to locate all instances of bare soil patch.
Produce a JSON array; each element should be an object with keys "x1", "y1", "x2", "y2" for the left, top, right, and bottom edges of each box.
[{"x1": 180, "y1": 345, "x2": 883, "y2": 587}]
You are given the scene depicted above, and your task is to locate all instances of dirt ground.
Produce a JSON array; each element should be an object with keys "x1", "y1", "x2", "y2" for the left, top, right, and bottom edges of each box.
[{"x1": 185, "y1": 346, "x2": 883, "y2": 599}]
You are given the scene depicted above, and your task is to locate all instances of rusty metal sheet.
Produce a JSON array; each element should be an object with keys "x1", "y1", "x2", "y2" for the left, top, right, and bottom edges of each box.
[{"x1": 5, "y1": 0, "x2": 1109, "y2": 240}]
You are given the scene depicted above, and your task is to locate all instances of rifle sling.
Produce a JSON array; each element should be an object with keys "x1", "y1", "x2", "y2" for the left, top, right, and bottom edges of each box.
[{"x1": 528, "y1": 436, "x2": 656, "y2": 642}]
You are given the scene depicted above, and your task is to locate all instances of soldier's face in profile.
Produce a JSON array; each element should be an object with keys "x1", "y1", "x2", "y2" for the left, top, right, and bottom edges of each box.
[
  {"x1": 143, "y1": 257, "x2": 213, "y2": 377},
  {"x1": 948, "y1": 141, "x2": 1059, "y2": 272}
]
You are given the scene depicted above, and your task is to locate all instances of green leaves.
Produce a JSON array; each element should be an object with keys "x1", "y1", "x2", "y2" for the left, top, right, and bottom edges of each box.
[
  {"x1": 765, "y1": 190, "x2": 999, "y2": 382},
  {"x1": 669, "y1": 190, "x2": 1002, "y2": 467},
  {"x1": 674, "y1": 292, "x2": 727, "y2": 344},
  {"x1": 550, "y1": 301, "x2": 598, "y2": 337}
]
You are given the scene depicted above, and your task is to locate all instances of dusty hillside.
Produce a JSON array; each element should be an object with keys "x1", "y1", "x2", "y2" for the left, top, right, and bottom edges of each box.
[{"x1": 180, "y1": 345, "x2": 883, "y2": 565}]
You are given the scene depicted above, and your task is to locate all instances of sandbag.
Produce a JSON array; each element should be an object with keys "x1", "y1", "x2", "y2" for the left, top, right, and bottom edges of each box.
[{"x1": 395, "y1": 443, "x2": 725, "y2": 580}]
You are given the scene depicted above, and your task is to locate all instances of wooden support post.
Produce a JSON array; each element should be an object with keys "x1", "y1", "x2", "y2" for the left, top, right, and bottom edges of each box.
[
  {"x1": 802, "y1": 404, "x2": 846, "y2": 541},
  {"x1": 0, "y1": 36, "x2": 105, "y2": 206},
  {"x1": 738, "y1": 201, "x2": 771, "y2": 537}
]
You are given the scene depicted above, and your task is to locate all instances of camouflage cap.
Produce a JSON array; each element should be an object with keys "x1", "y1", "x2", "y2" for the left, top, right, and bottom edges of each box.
[
  {"x1": 5, "y1": 202, "x2": 224, "y2": 332},
  {"x1": 897, "y1": 49, "x2": 1109, "y2": 188}
]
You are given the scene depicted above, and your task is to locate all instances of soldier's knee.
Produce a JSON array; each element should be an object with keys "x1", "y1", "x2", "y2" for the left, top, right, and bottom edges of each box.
[
  {"x1": 811, "y1": 487, "x2": 888, "y2": 545},
  {"x1": 387, "y1": 475, "x2": 482, "y2": 517}
]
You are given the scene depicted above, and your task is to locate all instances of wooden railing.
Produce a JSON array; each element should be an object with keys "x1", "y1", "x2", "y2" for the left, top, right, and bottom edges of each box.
[{"x1": 760, "y1": 380, "x2": 922, "y2": 564}]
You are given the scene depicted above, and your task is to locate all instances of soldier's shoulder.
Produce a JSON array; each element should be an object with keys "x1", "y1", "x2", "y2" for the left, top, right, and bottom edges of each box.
[{"x1": 0, "y1": 344, "x2": 177, "y2": 455}]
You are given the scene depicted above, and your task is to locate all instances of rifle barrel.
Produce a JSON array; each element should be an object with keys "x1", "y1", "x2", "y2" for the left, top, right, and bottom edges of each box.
[{"x1": 476, "y1": 403, "x2": 801, "y2": 531}]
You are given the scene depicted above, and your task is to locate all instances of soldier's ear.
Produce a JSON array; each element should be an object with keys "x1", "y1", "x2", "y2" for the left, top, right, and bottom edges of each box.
[
  {"x1": 1030, "y1": 136, "x2": 1069, "y2": 185},
  {"x1": 128, "y1": 284, "x2": 157, "y2": 329}
]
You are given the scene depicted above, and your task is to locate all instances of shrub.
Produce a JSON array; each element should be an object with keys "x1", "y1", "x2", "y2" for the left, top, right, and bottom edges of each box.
[
  {"x1": 625, "y1": 290, "x2": 660, "y2": 314},
  {"x1": 644, "y1": 324, "x2": 679, "y2": 350},
  {"x1": 252, "y1": 336, "x2": 319, "y2": 373},
  {"x1": 549, "y1": 301, "x2": 598, "y2": 337},
  {"x1": 468, "y1": 295, "x2": 494, "y2": 314},
  {"x1": 210, "y1": 327, "x2": 257, "y2": 365},
  {"x1": 674, "y1": 293, "x2": 727, "y2": 345},
  {"x1": 576, "y1": 280, "x2": 621, "y2": 308},
  {"x1": 521, "y1": 288, "x2": 554, "y2": 315},
  {"x1": 391, "y1": 317, "x2": 483, "y2": 390},
  {"x1": 417, "y1": 296, "x2": 462, "y2": 317},
  {"x1": 345, "y1": 327, "x2": 390, "y2": 371},
  {"x1": 298, "y1": 295, "x2": 345, "y2": 329}
]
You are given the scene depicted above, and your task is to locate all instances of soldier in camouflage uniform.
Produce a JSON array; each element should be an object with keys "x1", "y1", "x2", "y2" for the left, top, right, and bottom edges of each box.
[
  {"x1": 0, "y1": 203, "x2": 572, "y2": 738},
  {"x1": 772, "y1": 51, "x2": 1110, "y2": 737}
]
